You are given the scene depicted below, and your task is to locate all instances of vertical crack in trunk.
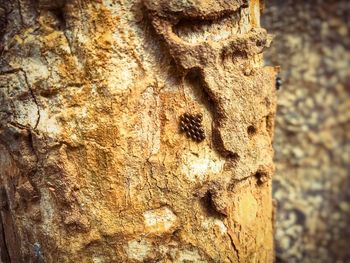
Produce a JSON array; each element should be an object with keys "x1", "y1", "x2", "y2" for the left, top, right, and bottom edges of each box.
[
  {"x1": 0, "y1": 68, "x2": 41, "y2": 129},
  {"x1": 0, "y1": 212, "x2": 11, "y2": 263},
  {"x1": 22, "y1": 69, "x2": 41, "y2": 129}
]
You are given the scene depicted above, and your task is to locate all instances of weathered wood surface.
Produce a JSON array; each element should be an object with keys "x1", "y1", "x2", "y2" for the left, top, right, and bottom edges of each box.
[{"x1": 0, "y1": 0, "x2": 277, "y2": 261}]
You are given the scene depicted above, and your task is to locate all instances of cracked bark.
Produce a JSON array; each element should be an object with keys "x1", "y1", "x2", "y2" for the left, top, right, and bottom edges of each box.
[
  {"x1": 0, "y1": 0, "x2": 277, "y2": 262},
  {"x1": 0, "y1": 189, "x2": 11, "y2": 263}
]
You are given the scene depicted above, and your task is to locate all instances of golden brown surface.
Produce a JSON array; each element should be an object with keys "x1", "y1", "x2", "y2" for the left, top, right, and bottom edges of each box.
[{"x1": 0, "y1": 0, "x2": 277, "y2": 261}]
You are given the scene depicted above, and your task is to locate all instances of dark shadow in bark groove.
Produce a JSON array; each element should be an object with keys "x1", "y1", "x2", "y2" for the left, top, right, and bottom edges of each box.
[
  {"x1": 184, "y1": 68, "x2": 240, "y2": 162},
  {"x1": 200, "y1": 191, "x2": 225, "y2": 218},
  {"x1": 0, "y1": 214, "x2": 10, "y2": 263}
]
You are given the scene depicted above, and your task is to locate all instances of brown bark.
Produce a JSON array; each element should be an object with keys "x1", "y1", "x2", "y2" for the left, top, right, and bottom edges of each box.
[{"x1": 0, "y1": 0, "x2": 277, "y2": 262}]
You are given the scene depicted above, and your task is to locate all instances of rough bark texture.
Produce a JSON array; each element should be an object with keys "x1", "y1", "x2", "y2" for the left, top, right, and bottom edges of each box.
[
  {"x1": 262, "y1": 1, "x2": 350, "y2": 262},
  {"x1": 0, "y1": 0, "x2": 277, "y2": 262}
]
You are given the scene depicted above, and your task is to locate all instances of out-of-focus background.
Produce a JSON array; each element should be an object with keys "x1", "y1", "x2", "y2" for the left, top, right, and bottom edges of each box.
[{"x1": 262, "y1": 0, "x2": 350, "y2": 262}]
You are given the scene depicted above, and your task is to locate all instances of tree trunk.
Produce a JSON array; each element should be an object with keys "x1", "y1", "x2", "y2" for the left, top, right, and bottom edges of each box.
[{"x1": 0, "y1": 0, "x2": 277, "y2": 262}]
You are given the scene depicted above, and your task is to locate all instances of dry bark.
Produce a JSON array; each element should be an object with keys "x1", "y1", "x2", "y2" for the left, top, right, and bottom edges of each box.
[{"x1": 0, "y1": 0, "x2": 277, "y2": 262}]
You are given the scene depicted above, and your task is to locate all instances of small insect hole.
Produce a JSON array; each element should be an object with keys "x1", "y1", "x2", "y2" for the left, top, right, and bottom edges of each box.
[
  {"x1": 50, "y1": 7, "x2": 66, "y2": 30},
  {"x1": 254, "y1": 171, "x2": 269, "y2": 186},
  {"x1": 200, "y1": 191, "x2": 222, "y2": 218},
  {"x1": 247, "y1": 125, "x2": 257, "y2": 136}
]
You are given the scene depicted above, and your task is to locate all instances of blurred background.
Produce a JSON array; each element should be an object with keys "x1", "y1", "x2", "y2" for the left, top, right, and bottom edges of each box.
[{"x1": 262, "y1": 0, "x2": 350, "y2": 262}]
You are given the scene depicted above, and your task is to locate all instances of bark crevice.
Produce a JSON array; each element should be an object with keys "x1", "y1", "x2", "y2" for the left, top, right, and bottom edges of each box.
[
  {"x1": 0, "y1": 191, "x2": 11, "y2": 263},
  {"x1": 0, "y1": 68, "x2": 41, "y2": 129}
]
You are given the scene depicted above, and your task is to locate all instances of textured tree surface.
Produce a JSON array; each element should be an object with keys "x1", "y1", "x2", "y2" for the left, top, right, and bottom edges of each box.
[{"x1": 0, "y1": 0, "x2": 277, "y2": 262}]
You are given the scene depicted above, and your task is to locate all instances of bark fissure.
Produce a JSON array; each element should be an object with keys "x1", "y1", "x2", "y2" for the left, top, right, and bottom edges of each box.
[
  {"x1": 228, "y1": 230, "x2": 240, "y2": 262},
  {"x1": 23, "y1": 70, "x2": 41, "y2": 129},
  {"x1": 0, "y1": 206, "x2": 11, "y2": 263},
  {"x1": 16, "y1": 0, "x2": 23, "y2": 25},
  {"x1": 0, "y1": 186, "x2": 22, "y2": 263},
  {"x1": 184, "y1": 67, "x2": 239, "y2": 161},
  {"x1": 0, "y1": 68, "x2": 41, "y2": 129},
  {"x1": 0, "y1": 0, "x2": 276, "y2": 261},
  {"x1": 63, "y1": 30, "x2": 73, "y2": 54}
]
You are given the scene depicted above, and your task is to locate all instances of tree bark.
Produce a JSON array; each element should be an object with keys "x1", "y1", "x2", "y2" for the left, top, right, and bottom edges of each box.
[{"x1": 0, "y1": 0, "x2": 277, "y2": 262}]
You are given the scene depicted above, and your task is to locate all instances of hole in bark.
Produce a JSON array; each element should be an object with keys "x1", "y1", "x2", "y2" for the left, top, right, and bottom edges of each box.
[
  {"x1": 200, "y1": 192, "x2": 223, "y2": 218},
  {"x1": 254, "y1": 171, "x2": 269, "y2": 186},
  {"x1": 247, "y1": 125, "x2": 257, "y2": 136},
  {"x1": 50, "y1": 8, "x2": 66, "y2": 30}
]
